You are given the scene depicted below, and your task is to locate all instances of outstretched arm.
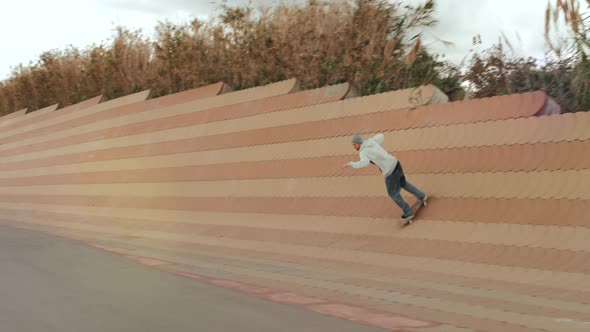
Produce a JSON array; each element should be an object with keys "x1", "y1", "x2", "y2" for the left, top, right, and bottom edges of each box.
[{"x1": 345, "y1": 151, "x2": 371, "y2": 169}]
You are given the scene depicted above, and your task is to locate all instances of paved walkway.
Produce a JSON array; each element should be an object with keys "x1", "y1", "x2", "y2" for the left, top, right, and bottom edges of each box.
[{"x1": 0, "y1": 225, "x2": 385, "y2": 332}]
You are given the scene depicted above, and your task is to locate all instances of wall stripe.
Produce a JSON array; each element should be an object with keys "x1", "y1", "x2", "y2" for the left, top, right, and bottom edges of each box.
[
  {"x1": 1, "y1": 84, "x2": 588, "y2": 332},
  {"x1": 1, "y1": 110, "x2": 585, "y2": 166},
  {"x1": 6, "y1": 213, "x2": 590, "y2": 292},
  {"x1": 0, "y1": 108, "x2": 27, "y2": 123},
  {"x1": 0, "y1": 79, "x2": 298, "y2": 150},
  {"x1": 0, "y1": 194, "x2": 588, "y2": 227},
  {"x1": 5, "y1": 207, "x2": 588, "y2": 305},
  {"x1": 0, "y1": 95, "x2": 103, "y2": 136},
  {"x1": 1, "y1": 204, "x2": 588, "y2": 251},
  {"x1": 1, "y1": 140, "x2": 588, "y2": 178},
  {"x1": 0, "y1": 171, "x2": 586, "y2": 199},
  {"x1": 0, "y1": 84, "x2": 223, "y2": 142},
  {"x1": 0, "y1": 90, "x2": 548, "y2": 159}
]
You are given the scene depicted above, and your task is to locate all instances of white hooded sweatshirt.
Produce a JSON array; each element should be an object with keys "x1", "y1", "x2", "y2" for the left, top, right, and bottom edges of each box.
[{"x1": 347, "y1": 134, "x2": 398, "y2": 177}]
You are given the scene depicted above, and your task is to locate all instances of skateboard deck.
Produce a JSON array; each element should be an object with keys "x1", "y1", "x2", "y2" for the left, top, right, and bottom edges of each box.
[{"x1": 401, "y1": 199, "x2": 425, "y2": 226}]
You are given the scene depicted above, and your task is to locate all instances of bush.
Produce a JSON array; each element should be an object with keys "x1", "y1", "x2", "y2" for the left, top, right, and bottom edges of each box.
[{"x1": 0, "y1": 0, "x2": 463, "y2": 115}]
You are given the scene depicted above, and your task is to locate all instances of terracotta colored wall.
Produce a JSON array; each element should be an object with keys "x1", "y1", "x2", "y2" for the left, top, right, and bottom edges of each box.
[
  {"x1": 1, "y1": 81, "x2": 588, "y2": 331},
  {"x1": 0, "y1": 82, "x2": 231, "y2": 145},
  {"x1": 0, "y1": 108, "x2": 27, "y2": 122}
]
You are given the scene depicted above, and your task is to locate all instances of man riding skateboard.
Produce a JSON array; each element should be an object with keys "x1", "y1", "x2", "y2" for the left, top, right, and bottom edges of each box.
[{"x1": 344, "y1": 134, "x2": 428, "y2": 222}]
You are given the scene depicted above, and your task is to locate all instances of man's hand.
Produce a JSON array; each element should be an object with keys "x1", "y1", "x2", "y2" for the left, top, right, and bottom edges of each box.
[{"x1": 343, "y1": 163, "x2": 350, "y2": 168}]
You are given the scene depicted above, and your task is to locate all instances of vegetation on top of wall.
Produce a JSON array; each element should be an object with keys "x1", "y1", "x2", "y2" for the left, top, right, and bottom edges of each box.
[{"x1": 0, "y1": 0, "x2": 588, "y2": 115}]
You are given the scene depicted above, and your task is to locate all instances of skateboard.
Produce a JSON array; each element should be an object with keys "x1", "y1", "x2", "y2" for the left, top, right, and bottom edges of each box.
[{"x1": 401, "y1": 199, "x2": 425, "y2": 226}]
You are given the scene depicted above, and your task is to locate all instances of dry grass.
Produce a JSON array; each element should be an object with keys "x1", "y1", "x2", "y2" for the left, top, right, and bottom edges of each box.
[
  {"x1": 462, "y1": 0, "x2": 589, "y2": 113},
  {"x1": 2, "y1": 0, "x2": 586, "y2": 115},
  {"x1": 545, "y1": 0, "x2": 590, "y2": 56},
  {"x1": 544, "y1": 0, "x2": 590, "y2": 112},
  {"x1": 0, "y1": 28, "x2": 152, "y2": 115},
  {"x1": 0, "y1": 0, "x2": 459, "y2": 115}
]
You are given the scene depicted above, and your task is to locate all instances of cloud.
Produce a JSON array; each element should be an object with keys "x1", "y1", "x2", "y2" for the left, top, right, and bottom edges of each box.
[
  {"x1": 0, "y1": 0, "x2": 566, "y2": 79},
  {"x1": 97, "y1": 0, "x2": 213, "y2": 16},
  {"x1": 0, "y1": 0, "x2": 165, "y2": 79},
  {"x1": 95, "y1": 0, "x2": 285, "y2": 17},
  {"x1": 421, "y1": 0, "x2": 552, "y2": 66}
]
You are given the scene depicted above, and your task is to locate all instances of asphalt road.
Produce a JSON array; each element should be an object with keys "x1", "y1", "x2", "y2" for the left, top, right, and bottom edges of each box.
[{"x1": 0, "y1": 225, "x2": 385, "y2": 332}]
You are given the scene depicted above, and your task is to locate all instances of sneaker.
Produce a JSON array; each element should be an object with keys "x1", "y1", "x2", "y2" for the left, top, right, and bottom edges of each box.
[
  {"x1": 401, "y1": 213, "x2": 414, "y2": 223},
  {"x1": 421, "y1": 194, "x2": 428, "y2": 206}
]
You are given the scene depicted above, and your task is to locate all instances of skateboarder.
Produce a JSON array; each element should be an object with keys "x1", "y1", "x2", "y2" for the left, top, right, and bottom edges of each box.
[{"x1": 344, "y1": 134, "x2": 427, "y2": 222}]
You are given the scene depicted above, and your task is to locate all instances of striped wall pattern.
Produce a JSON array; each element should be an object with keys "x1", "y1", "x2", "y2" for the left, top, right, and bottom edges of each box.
[
  {"x1": 0, "y1": 84, "x2": 229, "y2": 145},
  {"x1": 0, "y1": 95, "x2": 106, "y2": 136},
  {"x1": 0, "y1": 81, "x2": 588, "y2": 332},
  {"x1": 0, "y1": 103, "x2": 61, "y2": 129},
  {"x1": 23, "y1": 103, "x2": 59, "y2": 116},
  {"x1": 0, "y1": 108, "x2": 27, "y2": 122}
]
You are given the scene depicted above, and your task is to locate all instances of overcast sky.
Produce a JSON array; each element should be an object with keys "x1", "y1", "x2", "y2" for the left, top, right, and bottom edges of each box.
[{"x1": 0, "y1": 0, "x2": 562, "y2": 80}]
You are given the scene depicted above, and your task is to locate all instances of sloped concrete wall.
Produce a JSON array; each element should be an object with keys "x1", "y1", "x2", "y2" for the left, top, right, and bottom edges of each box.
[{"x1": 0, "y1": 82, "x2": 587, "y2": 331}]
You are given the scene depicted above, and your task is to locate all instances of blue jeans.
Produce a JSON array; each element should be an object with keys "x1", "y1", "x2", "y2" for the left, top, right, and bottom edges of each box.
[{"x1": 385, "y1": 162, "x2": 425, "y2": 217}]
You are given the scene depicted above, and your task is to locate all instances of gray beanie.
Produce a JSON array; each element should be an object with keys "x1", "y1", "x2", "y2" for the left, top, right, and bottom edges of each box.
[{"x1": 351, "y1": 134, "x2": 363, "y2": 144}]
